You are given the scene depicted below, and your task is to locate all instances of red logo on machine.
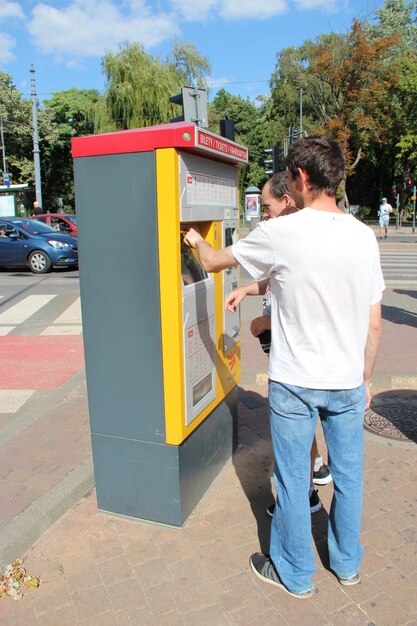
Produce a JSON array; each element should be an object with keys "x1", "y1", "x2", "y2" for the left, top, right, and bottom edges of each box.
[{"x1": 226, "y1": 350, "x2": 236, "y2": 371}]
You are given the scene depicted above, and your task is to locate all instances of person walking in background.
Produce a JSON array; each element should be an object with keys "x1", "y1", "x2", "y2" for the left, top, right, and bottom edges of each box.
[
  {"x1": 378, "y1": 197, "x2": 393, "y2": 239},
  {"x1": 184, "y1": 135, "x2": 383, "y2": 599},
  {"x1": 32, "y1": 201, "x2": 43, "y2": 216}
]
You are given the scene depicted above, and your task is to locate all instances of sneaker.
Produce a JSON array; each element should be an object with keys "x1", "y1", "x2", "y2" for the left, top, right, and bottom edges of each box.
[
  {"x1": 313, "y1": 463, "x2": 333, "y2": 485},
  {"x1": 266, "y1": 490, "x2": 322, "y2": 517},
  {"x1": 384, "y1": 234, "x2": 387, "y2": 239},
  {"x1": 309, "y1": 489, "x2": 322, "y2": 513},
  {"x1": 336, "y1": 572, "x2": 361, "y2": 586},
  {"x1": 249, "y1": 553, "x2": 315, "y2": 599}
]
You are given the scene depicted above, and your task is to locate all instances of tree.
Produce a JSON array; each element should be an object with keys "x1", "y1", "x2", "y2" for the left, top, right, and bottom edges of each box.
[
  {"x1": 0, "y1": 71, "x2": 34, "y2": 186},
  {"x1": 270, "y1": 22, "x2": 399, "y2": 208},
  {"x1": 43, "y1": 89, "x2": 100, "y2": 210},
  {"x1": 94, "y1": 40, "x2": 211, "y2": 132},
  {"x1": 210, "y1": 89, "x2": 280, "y2": 199}
]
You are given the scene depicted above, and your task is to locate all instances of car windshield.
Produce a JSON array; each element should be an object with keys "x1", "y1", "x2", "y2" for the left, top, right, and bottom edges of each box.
[
  {"x1": 65, "y1": 215, "x2": 77, "y2": 224},
  {"x1": 14, "y1": 219, "x2": 56, "y2": 234}
]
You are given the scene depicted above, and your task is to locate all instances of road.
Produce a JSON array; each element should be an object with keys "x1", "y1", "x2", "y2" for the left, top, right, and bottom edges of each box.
[{"x1": 0, "y1": 268, "x2": 83, "y2": 429}]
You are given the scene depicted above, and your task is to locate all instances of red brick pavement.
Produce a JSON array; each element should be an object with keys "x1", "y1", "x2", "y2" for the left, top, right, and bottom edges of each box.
[{"x1": 0, "y1": 336, "x2": 84, "y2": 389}]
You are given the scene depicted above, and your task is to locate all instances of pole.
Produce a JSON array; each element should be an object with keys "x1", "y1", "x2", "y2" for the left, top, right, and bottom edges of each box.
[
  {"x1": 30, "y1": 65, "x2": 42, "y2": 208},
  {"x1": 300, "y1": 88, "x2": 303, "y2": 136},
  {"x1": 396, "y1": 193, "x2": 400, "y2": 229},
  {"x1": 0, "y1": 116, "x2": 6, "y2": 173},
  {"x1": 413, "y1": 185, "x2": 416, "y2": 233}
]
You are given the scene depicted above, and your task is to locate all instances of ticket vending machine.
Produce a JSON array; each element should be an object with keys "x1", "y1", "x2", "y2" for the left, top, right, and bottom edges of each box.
[{"x1": 72, "y1": 122, "x2": 248, "y2": 526}]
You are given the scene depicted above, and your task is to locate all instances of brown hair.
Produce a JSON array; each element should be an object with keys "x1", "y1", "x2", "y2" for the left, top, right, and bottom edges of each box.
[{"x1": 286, "y1": 135, "x2": 345, "y2": 196}]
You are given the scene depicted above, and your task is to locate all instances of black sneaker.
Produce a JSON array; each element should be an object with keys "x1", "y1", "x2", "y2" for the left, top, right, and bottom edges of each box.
[
  {"x1": 249, "y1": 553, "x2": 315, "y2": 599},
  {"x1": 266, "y1": 490, "x2": 322, "y2": 517},
  {"x1": 313, "y1": 464, "x2": 333, "y2": 485},
  {"x1": 309, "y1": 489, "x2": 322, "y2": 513}
]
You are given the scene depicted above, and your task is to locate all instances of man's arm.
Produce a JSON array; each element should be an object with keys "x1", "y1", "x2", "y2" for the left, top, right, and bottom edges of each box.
[
  {"x1": 364, "y1": 302, "x2": 382, "y2": 409},
  {"x1": 183, "y1": 228, "x2": 238, "y2": 273},
  {"x1": 225, "y1": 278, "x2": 270, "y2": 312}
]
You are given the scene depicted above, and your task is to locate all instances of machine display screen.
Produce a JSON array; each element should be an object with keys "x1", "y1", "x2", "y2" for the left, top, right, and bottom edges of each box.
[{"x1": 180, "y1": 234, "x2": 208, "y2": 286}]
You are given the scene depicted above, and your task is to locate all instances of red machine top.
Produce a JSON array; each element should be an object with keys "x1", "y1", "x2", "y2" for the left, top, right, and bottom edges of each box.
[{"x1": 72, "y1": 122, "x2": 248, "y2": 165}]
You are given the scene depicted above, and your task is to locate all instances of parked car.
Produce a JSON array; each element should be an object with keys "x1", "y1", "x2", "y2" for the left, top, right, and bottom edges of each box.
[
  {"x1": 0, "y1": 218, "x2": 78, "y2": 274},
  {"x1": 29, "y1": 213, "x2": 77, "y2": 236}
]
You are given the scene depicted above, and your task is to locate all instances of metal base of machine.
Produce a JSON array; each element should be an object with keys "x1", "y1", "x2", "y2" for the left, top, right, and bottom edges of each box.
[{"x1": 91, "y1": 387, "x2": 238, "y2": 527}]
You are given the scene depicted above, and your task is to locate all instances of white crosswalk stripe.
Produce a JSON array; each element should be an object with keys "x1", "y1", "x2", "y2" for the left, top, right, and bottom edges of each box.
[
  {"x1": 0, "y1": 294, "x2": 82, "y2": 336},
  {"x1": 41, "y1": 297, "x2": 82, "y2": 335},
  {"x1": 0, "y1": 295, "x2": 56, "y2": 324},
  {"x1": 380, "y1": 249, "x2": 417, "y2": 286}
]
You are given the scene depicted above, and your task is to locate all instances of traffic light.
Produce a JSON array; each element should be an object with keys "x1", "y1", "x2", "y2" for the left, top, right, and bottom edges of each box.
[
  {"x1": 220, "y1": 116, "x2": 236, "y2": 141},
  {"x1": 264, "y1": 144, "x2": 280, "y2": 176},
  {"x1": 169, "y1": 86, "x2": 208, "y2": 128},
  {"x1": 406, "y1": 179, "x2": 414, "y2": 197}
]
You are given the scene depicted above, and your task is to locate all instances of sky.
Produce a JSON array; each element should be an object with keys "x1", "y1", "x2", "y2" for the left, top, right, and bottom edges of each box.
[{"x1": 0, "y1": 0, "x2": 385, "y2": 104}]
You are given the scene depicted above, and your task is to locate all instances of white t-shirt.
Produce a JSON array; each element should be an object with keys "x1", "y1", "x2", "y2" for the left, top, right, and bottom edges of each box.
[
  {"x1": 232, "y1": 208, "x2": 385, "y2": 389},
  {"x1": 379, "y1": 202, "x2": 392, "y2": 217}
]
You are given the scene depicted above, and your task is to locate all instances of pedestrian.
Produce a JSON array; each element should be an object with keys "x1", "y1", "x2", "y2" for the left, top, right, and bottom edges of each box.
[
  {"x1": 378, "y1": 197, "x2": 393, "y2": 239},
  {"x1": 184, "y1": 135, "x2": 384, "y2": 599},
  {"x1": 32, "y1": 201, "x2": 43, "y2": 216},
  {"x1": 225, "y1": 171, "x2": 332, "y2": 518}
]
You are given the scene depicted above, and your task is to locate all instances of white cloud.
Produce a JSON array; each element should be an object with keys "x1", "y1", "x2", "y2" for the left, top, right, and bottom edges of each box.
[
  {"x1": 0, "y1": 31, "x2": 17, "y2": 63},
  {"x1": 0, "y1": 1, "x2": 25, "y2": 21},
  {"x1": 221, "y1": 0, "x2": 287, "y2": 20},
  {"x1": 171, "y1": 0, "x2": 287, "y2": 22},
  {"x1": 294, "y1": 0, "x2": 341, "y2": 11},
  {"x1": 27, "y1": 0, "x2": 179, "y2": 59},
  {"x1": 170, "y1": 0, "x2": 218, "y2": 22}
]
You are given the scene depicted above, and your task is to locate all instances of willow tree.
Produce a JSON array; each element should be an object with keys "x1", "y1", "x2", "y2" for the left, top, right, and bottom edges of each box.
[{"x1": 93, "y1": 40, "x2": 211, "y2": 132}]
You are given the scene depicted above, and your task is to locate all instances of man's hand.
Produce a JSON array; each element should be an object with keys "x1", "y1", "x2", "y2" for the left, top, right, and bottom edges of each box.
[
  {"x1": 225, "y1": 287, "x2": 247, "y2": 312},
  {"x1": 250, "y1": 316, "x2": 271, "y2": 337},
  {"x1": 183, "y1": 228, "x2": 204, "y2": 249}
]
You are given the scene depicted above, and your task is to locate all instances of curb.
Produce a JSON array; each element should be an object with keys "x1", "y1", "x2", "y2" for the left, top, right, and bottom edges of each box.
[
  {"x1": 240, "y1": 372, "x2": 417, "y2": 391},
  {"x1": 0, "y1": 457, "x2": 94, "y2": 567}
]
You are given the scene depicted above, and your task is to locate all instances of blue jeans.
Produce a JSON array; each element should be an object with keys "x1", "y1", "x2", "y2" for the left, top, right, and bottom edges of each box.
[{"x1": 268, "y1": 380, "x2": 366, "y2": 593}]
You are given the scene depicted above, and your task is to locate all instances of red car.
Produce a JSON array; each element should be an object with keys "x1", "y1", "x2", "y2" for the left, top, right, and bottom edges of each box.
[{"x1": 30, "y1": 213, "x2": 77, "y2": 236}]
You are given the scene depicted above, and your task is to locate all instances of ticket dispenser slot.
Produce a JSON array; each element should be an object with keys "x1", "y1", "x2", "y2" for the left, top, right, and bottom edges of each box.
[
  {"x1": 180, "y1": 232, "x2": 216, "y2": 426},
  {"x1": 223, "y1": 222, "x2": 240, "y2": 351}
]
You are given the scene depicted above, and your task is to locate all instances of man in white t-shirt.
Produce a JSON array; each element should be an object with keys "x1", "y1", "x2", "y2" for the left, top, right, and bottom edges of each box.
[
  {"x1": 378, "y1": 197, "x2": 393, "y2": 239},
  {"x1": 184, "y1": 136, "x2": 384, "y2": 599}
]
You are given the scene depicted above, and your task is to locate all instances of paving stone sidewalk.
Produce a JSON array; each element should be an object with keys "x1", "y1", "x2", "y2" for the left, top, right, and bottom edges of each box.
[
  {"x1": 0, "y1": 384, "x2": 416, "y2": 625},
  {"x1": 0, "y1": 283, "x2": 416, "y2": 624}
]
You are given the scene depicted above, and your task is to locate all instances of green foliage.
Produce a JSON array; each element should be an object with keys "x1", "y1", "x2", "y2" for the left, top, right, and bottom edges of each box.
[
  {"x1": 210, "y1": 89, "x2": 281, "y2": 199},
  {"x1": 94, "y1": 40, "x2": 211, "y2": 131},
  {"x1": 0, "y1": 71, "x2": 34, "y2": 186}
]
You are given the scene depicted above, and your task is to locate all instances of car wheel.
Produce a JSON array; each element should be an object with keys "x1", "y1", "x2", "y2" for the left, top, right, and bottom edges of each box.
[{"x1": 28, "y1": 250, "x2": 52, "y2": 274}]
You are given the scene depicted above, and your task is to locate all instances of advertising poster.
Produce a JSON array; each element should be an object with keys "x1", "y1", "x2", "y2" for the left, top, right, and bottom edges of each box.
[{"x1": 245, "y1": 194, "x2": 260, "y2": 220}]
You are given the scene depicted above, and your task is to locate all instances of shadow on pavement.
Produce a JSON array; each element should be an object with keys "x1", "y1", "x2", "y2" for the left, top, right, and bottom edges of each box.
[
  {"x1": 233, "y1": 386, "x2": 274, "y2": 553},
  {"x1": 382, "y1": 303, "x2": 417, "y2": 328},
  {"x1": 233, "y1": 386, "x2": 333, "y2": 571},
  {"x1": 394, "y1": 288, "x2": 417, "y2": 300}
]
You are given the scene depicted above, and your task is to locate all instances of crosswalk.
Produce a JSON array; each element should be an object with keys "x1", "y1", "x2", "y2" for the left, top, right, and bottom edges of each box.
[
  {"x1": 380, "y1": 248, "x2": 417, "y2": 287},
  {"x1": 0, "y1": 295, "x2": 82, "y2": 336},
  {"x1": 0, "y1": 294, "x2": 83, "y2": 414}
]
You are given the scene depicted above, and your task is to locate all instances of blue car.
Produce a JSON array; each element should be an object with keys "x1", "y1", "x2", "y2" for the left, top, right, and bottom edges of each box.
[{"x1": 0, "y1": 217, "x2": 78, "y2": 274}]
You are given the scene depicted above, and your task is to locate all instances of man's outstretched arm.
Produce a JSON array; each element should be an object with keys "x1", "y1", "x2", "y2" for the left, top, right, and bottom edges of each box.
[{"x1": 183, "y1": 228, "x2": 238, "y2": 273}]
